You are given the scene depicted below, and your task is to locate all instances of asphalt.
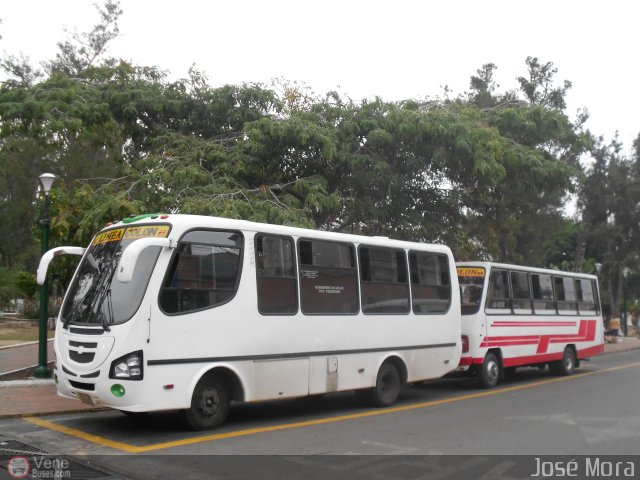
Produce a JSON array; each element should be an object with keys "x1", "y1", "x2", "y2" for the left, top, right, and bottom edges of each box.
[{"x1": 1, "y1": 336, "x2": 639, "y2": 419}]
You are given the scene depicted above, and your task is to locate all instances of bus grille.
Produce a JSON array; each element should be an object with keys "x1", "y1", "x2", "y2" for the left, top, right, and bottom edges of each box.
[
  {"x1": 69, "y1": 350, "x2": 96, "y2": 363},
  {"x1": 69, "y1": 380, "x2": 95, "y2": 391}
]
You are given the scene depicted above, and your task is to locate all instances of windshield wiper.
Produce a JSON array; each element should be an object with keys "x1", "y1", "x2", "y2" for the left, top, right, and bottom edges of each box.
[
  {"x1": 93, "y1": 260, "x2": 118, "y2": 332},
  {"x1": 63, "y1": 286, "x2": 98, "y2": 330}
]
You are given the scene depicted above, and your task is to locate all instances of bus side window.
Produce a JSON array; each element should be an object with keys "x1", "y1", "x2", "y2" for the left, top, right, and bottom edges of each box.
[
  {"x1": 532, "y1": 273, "x2": 556, "y2": 314},
  {"x1": 510, "y1": 271, "x2": 532, "y2": 314},
  {"x1": 554, "y1": 276, "x2": 578, "y2": 314},
  {"x1": 409, "y1": 252, "x2": 451, "y2": 314},
  {"x1": 359, "y1": 246, "x2": 410, "y2": 314},
  {"x1": 577, "y1": 278, "x2": 597, "y2": 315},
  {"x1": 159, "y1": 230, "x2": 242, "y2": 315},
  {"x1": 298, "y1": 239, "x2": 359, "y2": 315},
  {"x1": 255, "y1": 235, "x2": 297, "y2": 315},
  {"x1": 486, "y1": 269, "x2": 511, "y2": 314}
]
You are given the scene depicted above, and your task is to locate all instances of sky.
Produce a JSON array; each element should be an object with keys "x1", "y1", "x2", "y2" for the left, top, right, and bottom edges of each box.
[{"x1": 1, "y1": 0, "x2": 638, "y2": 154}]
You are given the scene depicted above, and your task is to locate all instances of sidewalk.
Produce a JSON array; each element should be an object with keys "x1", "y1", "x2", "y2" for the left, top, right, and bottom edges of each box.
[
  {"x1": 1, "y1": 337, "x2": 640, "y2": 419},
  {"x1": 0, "y1": 339, "x2": 102, "y2": 418},
  {"x1": 600, "y1": 335, "x2": 640, "y2": 355}
]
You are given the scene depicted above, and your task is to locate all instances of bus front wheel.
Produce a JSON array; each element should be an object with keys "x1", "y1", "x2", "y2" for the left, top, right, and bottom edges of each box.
[
  {"x1": 184, "y1": 375, "x2": 230, "y2": 430},
  {"x1": 478, "y1": 352, "x2": 500, "y2": 388}
]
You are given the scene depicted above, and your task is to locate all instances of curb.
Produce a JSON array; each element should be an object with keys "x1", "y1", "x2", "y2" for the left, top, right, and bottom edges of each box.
[
  {"x1": 601, "y1": 345, "x2": 640, "y2": 356},
  {"x1": 0, "y1": 361, "x2": 55, "y2": 381},
  {"x1": 0, "y1": 379, "x2": 55, "y2": 388},
  {"x1": 0, "y1": 407, "x2": 109, "y2": 420}
]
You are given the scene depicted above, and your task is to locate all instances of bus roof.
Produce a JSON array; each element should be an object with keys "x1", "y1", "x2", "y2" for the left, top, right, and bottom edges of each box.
[
  {"x1": 456, "y1": 261, "x2": 598, "y2": 281},
  {"x1": 99, "y1": 213, "x2": 453, "y2": 254}
]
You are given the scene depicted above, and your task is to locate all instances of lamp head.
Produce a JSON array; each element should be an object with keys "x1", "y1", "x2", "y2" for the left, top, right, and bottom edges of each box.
[{"x1": 39, "y1": 173, "x2": 56, "y2": 195}]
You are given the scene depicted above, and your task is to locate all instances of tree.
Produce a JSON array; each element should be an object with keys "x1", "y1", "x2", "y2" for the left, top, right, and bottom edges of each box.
[
  {"x1": 579, "y1": 136, "x2": 640, "y2": 316},
  {"x1": 517, "y1": 56, "x2": 572, "y2": 110},
  {"x1": 45, "y1": 0, "x2": 122, "y2": 76},
  {"x1": 458, "y1": 58, "x2": 588, "y2": 264}
]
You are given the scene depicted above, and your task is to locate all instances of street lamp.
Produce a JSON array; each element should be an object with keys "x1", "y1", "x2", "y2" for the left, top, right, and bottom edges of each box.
[
  {"x1": 622, "y1": 267, "x2": 630, "y2": 338},
  {"x1": 34, "y1": 173, "x2": 55, "y2": 379}
]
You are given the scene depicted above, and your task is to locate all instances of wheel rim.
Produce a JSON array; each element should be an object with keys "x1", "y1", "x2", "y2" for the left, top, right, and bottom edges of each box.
[
  {"x1": 564, "y1": 351, "x2": 574, "y2": 371},
  {"x1": 197, "y1": 387, "x2": 221, "y2": 417},
  {"x1": 486, "y1": 360, "x2": 499, "y2": 382}
]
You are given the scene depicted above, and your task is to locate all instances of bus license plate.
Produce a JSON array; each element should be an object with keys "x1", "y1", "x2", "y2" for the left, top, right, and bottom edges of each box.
[{"x1": 77, "y1": 392, "x2": 95, "y2": 406}]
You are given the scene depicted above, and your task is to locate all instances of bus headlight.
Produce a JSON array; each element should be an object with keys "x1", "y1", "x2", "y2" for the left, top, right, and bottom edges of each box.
[{"x1": 109, "y1": 351, "x2": 144, "y2": 380}]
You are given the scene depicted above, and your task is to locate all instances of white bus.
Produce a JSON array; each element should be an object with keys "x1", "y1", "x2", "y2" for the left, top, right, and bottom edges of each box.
[
  {"x1": 38, "y1": 214, "x2": 461, "y2": 429},
  {"x1": 456, "y1": 262, "x2": 604, "y2": 388}
]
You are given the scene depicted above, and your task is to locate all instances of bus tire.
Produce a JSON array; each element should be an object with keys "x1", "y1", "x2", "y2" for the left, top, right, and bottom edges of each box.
[
  {"x1": 183, "y1": 375, "x2": 230, "y2": 430},
  {"x1": 550, "y1": 347, "x2": 575, "y2": 376},
  {"x1": 358, "y1": 362, "x2": 401, "y2": 407},
  {"x1": 478, "y1": 352, "x2": 500, "y2": 388}
]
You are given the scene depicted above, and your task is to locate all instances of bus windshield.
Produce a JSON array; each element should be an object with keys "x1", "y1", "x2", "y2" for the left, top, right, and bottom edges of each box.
[
  {"x1": 61, "y1": 225, "x2": 170, "y2": 330},
  {"x1": 457, "y1": 267, "x2": 486, "y2": 315}
]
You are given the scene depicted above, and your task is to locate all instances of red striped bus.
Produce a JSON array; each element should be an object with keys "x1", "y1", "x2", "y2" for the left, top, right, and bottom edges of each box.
[{"x1": 456, "y1": 262, "x2": 604, "y2": 388}]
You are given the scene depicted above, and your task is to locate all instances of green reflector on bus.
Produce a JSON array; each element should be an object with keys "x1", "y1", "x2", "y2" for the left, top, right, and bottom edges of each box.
[
  {"x1": 111, "y1": 384, "x2": 125, "y2": 397},
  {"x1": 122, "y1": 213, "x2": 164, "y2": 224}
]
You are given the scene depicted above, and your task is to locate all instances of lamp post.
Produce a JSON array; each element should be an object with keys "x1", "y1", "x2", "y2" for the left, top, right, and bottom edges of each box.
[
  {"x1": 622, "y1": 267, "x2": 630, "y2": 338},
  {"x1": 34, "y1": 173, "x2": 55, "y2": 379}
]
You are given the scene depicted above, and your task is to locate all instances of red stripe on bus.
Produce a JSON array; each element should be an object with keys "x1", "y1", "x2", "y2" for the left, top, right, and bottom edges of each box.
[
  {"x1": 480, "y1": 320, "x2": 597, "y2": 354},
  {"x1": 460, "y1": 325, "x2": 603, "y2": 368}
]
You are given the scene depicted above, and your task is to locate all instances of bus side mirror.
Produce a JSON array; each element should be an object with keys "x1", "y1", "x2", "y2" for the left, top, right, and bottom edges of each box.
[
  {"x1": 117, "y1": 238, "x2": 175, "y2": 283},
  {"x1": 37, "y1": 247, "x2": 86, "y2": 285}
]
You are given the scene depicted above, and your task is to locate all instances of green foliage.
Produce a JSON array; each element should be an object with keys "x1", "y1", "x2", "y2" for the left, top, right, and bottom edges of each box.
[
  {"x1": 0, "y1": 267, "x2": 36, "y2": 306},
  {"x1": 2, "y1": 1, "x2": 637, "y2": 310}
]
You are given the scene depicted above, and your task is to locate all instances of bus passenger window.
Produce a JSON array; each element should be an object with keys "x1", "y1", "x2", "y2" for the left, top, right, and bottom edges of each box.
[
  {"x1": 486, "y1": 269, "x2": 510, "y2": 314},
  {"x1": 577, "y1": 278, "x2": 597, "y2": 315},
  {"x1": 510, "y1": 271, "x2": 532, "y2": 314},
  {"x1": 359, "y1": 247, "x2": 410, "y2": 314},
  {"x1": 554, "y1": 276, "x2": 578, "y2": 314},
  {"x1": 532, "y1": 273, "x2": 556, "y2": 314},
  {"x1": 298, "y1": 239, "x2": 358, "y2": 315},
  {"x1": 409, "y1": 252, "x2": 451, "y2": 314},
  {"x1": 159, "y1": 230, "x2": 242, "y2": 314},
  {"x1": 256, "y1": 235, "x2": 297, "y2": 314}
]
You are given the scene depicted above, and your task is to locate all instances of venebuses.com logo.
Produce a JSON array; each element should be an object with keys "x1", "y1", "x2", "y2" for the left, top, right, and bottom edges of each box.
[
  {"x1": 7, "y1": 456, "x2": 29, "y2": 479},
  {"x1": 6, "y1": 455, "x2": 71, "y2": 479}
]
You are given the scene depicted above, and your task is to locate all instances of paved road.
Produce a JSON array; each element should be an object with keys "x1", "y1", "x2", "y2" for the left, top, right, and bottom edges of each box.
[
  {"x1": 1, "y1": 350, "x2": 640, "y2": 478},
  {"x1": 0, "y1": 339, "x2": 55, "y2": 376}
]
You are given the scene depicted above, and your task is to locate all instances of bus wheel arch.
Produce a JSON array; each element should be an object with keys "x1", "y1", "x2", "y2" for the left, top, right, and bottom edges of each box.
[
  {"x1": 357, "y1": 356, "x2": 406, "y2": 407},
  {"x1": 183, "y1": 366, "x2": 244, "y2": 430},
  {"x1": 382, "y1": 355, "x2": 408, "y2": 385}
]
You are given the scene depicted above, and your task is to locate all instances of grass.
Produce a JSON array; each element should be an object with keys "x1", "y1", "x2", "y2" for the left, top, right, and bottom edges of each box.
[{"x1": 0, "y1": 321, "x2": 55, "y2": 342}]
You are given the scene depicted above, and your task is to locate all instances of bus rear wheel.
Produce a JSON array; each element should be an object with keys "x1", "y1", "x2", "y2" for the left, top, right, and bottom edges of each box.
[
  {"x1": 184, "y1": 375, "x2": 230, "y2": 430},
  {"x1": 550, "y1": 347, "x2": 576, "y2": 376},
  {"x1": 478, "y1": 352, "x2": 500, "y2": 388},
  {"x1": 357, "y1": 362, "x2": 401, "y2": 407}
]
